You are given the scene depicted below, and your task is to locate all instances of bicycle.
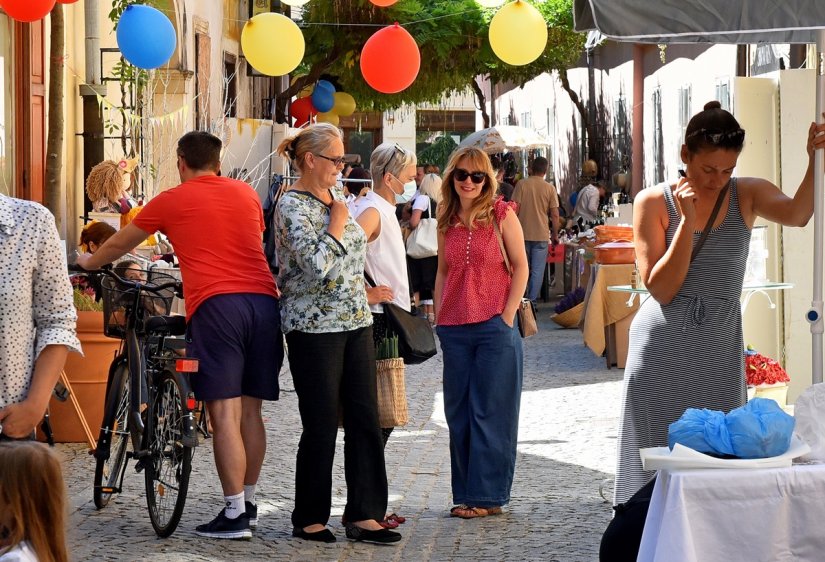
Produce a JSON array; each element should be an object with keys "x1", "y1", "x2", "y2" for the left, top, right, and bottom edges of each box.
[{"x1": 73, "y1": 265, "x2": 199, "y2": 538}]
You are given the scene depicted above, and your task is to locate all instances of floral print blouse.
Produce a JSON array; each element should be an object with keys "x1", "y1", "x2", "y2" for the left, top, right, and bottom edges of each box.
[{"x1": 274, "y1": 189, "x2": 372, "y2": 334}]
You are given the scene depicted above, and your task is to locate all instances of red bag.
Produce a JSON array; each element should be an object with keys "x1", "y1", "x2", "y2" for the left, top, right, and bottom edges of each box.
[{"x1": 547, "y1": 243, "x2": 564, "y2": 263}]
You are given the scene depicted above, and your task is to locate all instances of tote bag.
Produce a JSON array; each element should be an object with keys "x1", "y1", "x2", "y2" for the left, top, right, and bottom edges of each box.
[{"x1": 405, "y1": 198, "x2": 438, "y2": 258}]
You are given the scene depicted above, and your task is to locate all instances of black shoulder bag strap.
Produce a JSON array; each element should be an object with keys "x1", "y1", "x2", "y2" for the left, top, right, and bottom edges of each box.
[{"x1": 690, "y1": 183, "x2": 729, "y2": 262}]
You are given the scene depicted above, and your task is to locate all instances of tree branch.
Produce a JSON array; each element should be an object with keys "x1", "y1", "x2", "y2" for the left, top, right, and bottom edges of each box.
[{"x1": 471, "y1": 78, "x2": 490, "y2": 129}]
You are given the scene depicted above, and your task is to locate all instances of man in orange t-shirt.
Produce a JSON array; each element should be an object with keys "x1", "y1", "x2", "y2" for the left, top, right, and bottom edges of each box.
[{"x1": 77, "y1": 131, "x2": 281, "y2": 540}]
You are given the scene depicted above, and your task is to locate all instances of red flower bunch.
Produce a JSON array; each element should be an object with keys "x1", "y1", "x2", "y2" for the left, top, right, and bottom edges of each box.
[{"x1": 745, "y1": 349, "x2": 790, "y2": 386}]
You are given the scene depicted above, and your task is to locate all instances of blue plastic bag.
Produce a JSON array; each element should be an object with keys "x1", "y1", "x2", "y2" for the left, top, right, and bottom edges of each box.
[
  {"x1": 667, "y1": 408, "x2": 725, "y2": 453},
  {"x1": 726, "y1": 398, "x2": 795, "y2": 459}
]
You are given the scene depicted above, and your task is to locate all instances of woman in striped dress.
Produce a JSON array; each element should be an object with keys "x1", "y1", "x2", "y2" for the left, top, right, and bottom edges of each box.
[{"x1": 614, "y1": 101, "x2": 825, "y2": 505}]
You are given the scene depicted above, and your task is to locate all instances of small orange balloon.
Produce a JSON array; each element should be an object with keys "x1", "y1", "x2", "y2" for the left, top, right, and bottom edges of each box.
[{"x1": 370, "y1": 0, "x2": 399, "y2": 5}]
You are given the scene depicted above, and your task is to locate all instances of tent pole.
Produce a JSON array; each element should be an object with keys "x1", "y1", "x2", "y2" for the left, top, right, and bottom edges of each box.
[{"x1": 810, "y1": 31, "x2": 825, "y2": 384}]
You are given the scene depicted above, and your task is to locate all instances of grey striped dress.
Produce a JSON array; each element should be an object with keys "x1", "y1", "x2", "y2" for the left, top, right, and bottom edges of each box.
[{"x1": 613, "y1": 179, "x2": 750, "y2": 505}]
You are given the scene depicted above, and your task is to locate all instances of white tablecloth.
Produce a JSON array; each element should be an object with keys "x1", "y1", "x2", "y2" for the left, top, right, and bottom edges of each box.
[{"x1": 639, "y1": 464, "x2": 825, "y2": 562}]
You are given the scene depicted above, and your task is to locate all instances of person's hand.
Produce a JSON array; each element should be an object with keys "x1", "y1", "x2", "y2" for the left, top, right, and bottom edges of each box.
[
  {"x1": 673, "y1": 175, "x2": 697, "y2": 224},
  {"x1": 0, "y1": 399, "x2": 45, "y2": 438},
  {"x1": 807, "y1": 117, "x2": 825, "y2": 157},
  {"x1": 366, "y1": 285, "x2": 394, "y2": 305},
  {"x1": 75, "y1": 252, "x2": 95, "y2": 270},
  {"x1": 328, "y1": 200, "x2": 349, "y2": 230},
  {"x1": 501, "y1": 309, "x2": 516, "y2": 328}
]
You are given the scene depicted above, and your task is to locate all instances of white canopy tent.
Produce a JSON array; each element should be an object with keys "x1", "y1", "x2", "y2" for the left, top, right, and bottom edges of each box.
[{"x1": 573, "y1": 0, "x2": 825, "y2": 383}]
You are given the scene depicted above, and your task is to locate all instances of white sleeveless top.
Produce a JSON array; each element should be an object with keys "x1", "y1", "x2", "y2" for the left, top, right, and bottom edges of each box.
[{"x1": 353, "y1": 191, "x2": 411, "y2": 313}]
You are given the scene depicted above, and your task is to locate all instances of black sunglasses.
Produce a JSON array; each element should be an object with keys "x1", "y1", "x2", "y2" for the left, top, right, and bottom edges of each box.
[
  {"x1": 454, "y1": 168, "x2": 486, "y2": 184},
  {"x1": 316, "y1": 154, "x2": 347, "y2": 166},
  {"x1": 382, "y1": 143, "x2": 407, "y2": 178},
  {"x1": 685, "y1": 128, "x2": 745, "y2": 146}
]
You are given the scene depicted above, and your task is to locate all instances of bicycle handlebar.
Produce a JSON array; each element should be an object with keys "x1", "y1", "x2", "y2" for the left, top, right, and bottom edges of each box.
[{"x1": 69, "y1": 263, "x2": 182, "y2": 297}]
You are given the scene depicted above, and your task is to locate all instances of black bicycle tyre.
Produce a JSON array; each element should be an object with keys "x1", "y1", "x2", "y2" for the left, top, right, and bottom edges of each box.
[
  {"x1": 144, "y1": 370, "x2": 192, "y2": 538},
  {"x1": 93, "y1": 362, "x2": 130, "y2": 509}
]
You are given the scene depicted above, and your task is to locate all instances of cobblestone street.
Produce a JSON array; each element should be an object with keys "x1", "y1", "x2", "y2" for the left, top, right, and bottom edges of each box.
[{"x1": 59, "y1": 303, "x2": 623, "y2": 561}]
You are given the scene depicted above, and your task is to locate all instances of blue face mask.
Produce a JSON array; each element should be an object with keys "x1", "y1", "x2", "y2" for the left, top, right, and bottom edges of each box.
[{"x1": 394, "y1": 178, "x2": 417, "y2": 204}]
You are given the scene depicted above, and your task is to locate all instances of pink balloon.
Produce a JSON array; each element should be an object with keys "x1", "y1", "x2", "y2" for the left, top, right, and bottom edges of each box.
[{"x1": 360, "y1": 23, "x2": 420, "y2": 94}]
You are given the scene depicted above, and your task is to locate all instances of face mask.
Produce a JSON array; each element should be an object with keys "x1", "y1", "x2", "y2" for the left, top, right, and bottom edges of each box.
[{"x1": 395, "y1": 179, "x2": 417, "y2": 204}]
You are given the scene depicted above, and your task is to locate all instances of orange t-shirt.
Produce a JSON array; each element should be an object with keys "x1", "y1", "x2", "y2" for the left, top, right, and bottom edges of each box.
[{"x1": 131, "y1": 175, "x2": 278, "y2": 319}]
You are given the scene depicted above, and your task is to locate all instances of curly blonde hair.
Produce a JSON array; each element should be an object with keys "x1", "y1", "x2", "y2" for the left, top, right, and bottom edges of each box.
[{"x1": 85, "y1": 160, "x2": 126, "y2": 203}]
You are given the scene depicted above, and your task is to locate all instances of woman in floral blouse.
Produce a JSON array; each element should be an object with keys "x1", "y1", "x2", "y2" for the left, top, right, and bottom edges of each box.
[{"x1": 274, "y1": 123, "x2": 400, "y2": 545}]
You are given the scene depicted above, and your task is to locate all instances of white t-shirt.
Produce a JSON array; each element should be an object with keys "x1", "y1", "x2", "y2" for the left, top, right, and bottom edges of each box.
[
  {"x1": 412, "y1": 194, "x2": 431, "y2": 213},
  {"x1": 0, "y1": 541, "x2": 39, "y2": 562}
]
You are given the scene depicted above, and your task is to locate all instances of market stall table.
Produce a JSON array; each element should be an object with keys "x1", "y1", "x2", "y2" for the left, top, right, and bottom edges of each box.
[
  {"x1": 638, "y1": 463, "x2": 825, "y2": 562},
  {"x1": 581, "y1": 263, "x2": 638, "y2": 368}
]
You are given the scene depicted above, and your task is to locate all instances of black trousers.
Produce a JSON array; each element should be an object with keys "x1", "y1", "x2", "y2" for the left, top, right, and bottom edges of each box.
[{"x1": 286, "y1": 326, "x2": 388, "y2": 528}]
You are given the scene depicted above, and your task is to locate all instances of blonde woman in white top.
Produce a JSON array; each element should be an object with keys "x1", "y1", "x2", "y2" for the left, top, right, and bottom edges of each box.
[
  {"x1": 352, "y1": 142, "x2": 416, "y2": 528},
  {"x1": 408, "y1": 173, "x2": 441, "y2": 325}
]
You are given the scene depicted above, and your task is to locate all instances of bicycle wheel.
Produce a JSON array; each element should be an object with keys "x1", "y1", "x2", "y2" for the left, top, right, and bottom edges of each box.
[
  {"x1": 144, "y1": 370, "x2": 193, "y2": 538},
  {"x1": 93, "y1": 362, "x2": 130, "y2": 509}
]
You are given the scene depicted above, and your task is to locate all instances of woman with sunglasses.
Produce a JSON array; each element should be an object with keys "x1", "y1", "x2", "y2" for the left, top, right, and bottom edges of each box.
[
  {"x1": 434, "y1": 146, "x2": 528, "y2": 519},
  {"x1": 613, "y1": 101, "x2": 825, "y2": 507},
  {"x1": 274, "y1": 123, "x2": 400, "y2": 545}
]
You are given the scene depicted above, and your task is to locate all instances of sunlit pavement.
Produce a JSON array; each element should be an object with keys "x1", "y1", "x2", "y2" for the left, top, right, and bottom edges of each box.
[{"x1": 59, "y1": 301, "x2": 623, "y2": 561}]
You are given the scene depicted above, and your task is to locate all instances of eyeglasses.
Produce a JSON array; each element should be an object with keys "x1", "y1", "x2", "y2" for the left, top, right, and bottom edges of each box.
[
  {"x1": 382, "y1": 143, "x2": 407, "y2": 178},
  {"x1": 453, "y1": 168, "x2": 487, "y2": 184},
  {"x1": 685, "y1": 128, "x2": 745, "y2": 146},
  {"x1": 316, "y1": 154, "x2": 347, "y2": 167}
]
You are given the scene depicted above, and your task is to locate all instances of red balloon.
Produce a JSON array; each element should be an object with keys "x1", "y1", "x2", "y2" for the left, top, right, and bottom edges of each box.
[
  {"x1": 57, "y1": 0, "x2": 81, "y2": 4},
  {"x1": 0, "y1": 0, "x2": 57, "y2": 21},
  {"x1": 291, "y1": 97, "x2": 317, "y2": 127},
  {"x1": 360, "y1": 23, "x2": 420, "y2": 94},
  {"x1": 370, "y1": 0, "x2": 398, "y2": 5}
]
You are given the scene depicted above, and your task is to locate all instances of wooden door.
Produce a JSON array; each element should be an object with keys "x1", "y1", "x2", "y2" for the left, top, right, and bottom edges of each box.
[{"x1": 14, "y1": 19, "x2": 45, "y2": 203}]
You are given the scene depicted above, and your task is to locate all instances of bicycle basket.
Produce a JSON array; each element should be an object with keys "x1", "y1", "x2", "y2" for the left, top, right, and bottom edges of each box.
[{"x1": 101, "y1": 269, "x2": 177, "y2": 338}]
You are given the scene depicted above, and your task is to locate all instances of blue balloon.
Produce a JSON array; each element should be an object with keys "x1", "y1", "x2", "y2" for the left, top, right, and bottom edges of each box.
[
  {"x1": 116, "y1": 5, "x2": 177, "y2": 70},
  {"x1": 311, "y1": 87, "x2": 335, "y2": 113},
  {"x1": 315, "y1": 80, "x2": 336, "y2": 94}
]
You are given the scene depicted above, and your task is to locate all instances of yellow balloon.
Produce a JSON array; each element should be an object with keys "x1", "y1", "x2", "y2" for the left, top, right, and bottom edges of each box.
[
  {"x1": 489, "y1": 0, "x2": 548, "y2": 66},
  {"x1": 298, "y1": 84, "x2": 314, "y2": 98},
  {"x1": 290, "y1": 74, "x2": 305, "y2": 86},
  {"x1": 332, "y1": 92, "x2": 357, "y2": 117},
  {"x1": 242, "y1": 13, "x2": 305, "y2": 76},
  {"x1": 316, "y1": 111, "x2": 340, "y2": 126},
  {"x1": 477, "y1": 0, "x2": 505, "y2": 6}
]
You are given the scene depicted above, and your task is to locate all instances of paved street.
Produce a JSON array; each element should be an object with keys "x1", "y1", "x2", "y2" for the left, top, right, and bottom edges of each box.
[{"x1": 59, "y1": 303, "x2": 624, "y2": 561}]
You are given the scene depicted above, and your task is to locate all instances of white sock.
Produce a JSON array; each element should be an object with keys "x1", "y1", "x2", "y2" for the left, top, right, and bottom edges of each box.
[
  {"x1": 244, "y1": 484, "x2": 256, "y2": 506},
  {"x1": 224, "y1": 492, "x2": 245, "y2": 520}
]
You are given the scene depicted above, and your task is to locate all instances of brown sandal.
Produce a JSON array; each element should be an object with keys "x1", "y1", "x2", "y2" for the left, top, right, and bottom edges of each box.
[{"x1": 449, "y1": 505, "x2": 502, "y2": 519}]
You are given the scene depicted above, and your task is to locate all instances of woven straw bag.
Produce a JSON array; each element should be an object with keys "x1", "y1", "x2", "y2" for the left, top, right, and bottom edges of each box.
[{"x1": 376, "y1": 357, "x2": 408, "y2": 427}]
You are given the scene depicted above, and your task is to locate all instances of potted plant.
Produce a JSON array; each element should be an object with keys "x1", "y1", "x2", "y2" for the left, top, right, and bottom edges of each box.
[
  {"x1": 45, "y1": 278, "x2": 120, "y2": 444},
  {"x1": 745, "y1": 346, "x2": 790, "y2": 407}
]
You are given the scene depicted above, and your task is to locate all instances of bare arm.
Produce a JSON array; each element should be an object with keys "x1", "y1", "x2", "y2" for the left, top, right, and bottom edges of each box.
[
  {"x1": 0, "y1": 345, "x2": 68, "y2": 437},
  {"x1": 500, "y1": 209, "x2": 528, "y2": 326},
  {"x1": 434, "y1": 230, "x2": 447, "y2": 323},
  {"x1": 76, "y1": 222, "x2": 150, "y2": 270},
  {"x1": 409, "y1": 208, "x2": 424, "y2": 229},
  {"x1": 355, "y1": 207, "x2": 381, "y2": 242},
  {"x1": 635, "y1": 183, "x2": 697, "y2": 304}
]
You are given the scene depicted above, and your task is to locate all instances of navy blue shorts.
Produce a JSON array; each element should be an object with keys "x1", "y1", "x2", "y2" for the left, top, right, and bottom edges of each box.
[{"x1": 186, "y1": 293, "x2": 283, "y2": 401}]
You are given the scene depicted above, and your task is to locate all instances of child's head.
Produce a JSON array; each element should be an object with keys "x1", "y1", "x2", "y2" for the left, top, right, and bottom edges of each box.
[
  {"x1": 0, "y1": 441, "x2": 68, "y2": 562},
  {"x1": 114, "y1": 260, "x2": 147, "y2": 283}
]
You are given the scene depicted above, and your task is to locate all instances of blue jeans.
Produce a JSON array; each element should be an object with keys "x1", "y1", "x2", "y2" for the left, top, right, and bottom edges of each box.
[
  {"x1": 524, "y1": 241, "x2": 548, "y2": 302},
  {"x1": 436, "y1": 315, "x2": 523, "y2": 507}
]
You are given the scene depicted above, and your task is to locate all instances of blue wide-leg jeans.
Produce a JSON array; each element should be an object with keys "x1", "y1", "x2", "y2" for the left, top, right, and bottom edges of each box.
[{"x1": 436, "y1": 315, "x2": 524, "y2": 507}]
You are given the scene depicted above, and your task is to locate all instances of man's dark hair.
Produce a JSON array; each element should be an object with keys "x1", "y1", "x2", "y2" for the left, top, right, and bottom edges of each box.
[
  {"x1": 177, "y1": 131, "x2": 222, "y2": 171},
  {"x1": 530, "y1": 157, "x2": 549, "y2": 176}
]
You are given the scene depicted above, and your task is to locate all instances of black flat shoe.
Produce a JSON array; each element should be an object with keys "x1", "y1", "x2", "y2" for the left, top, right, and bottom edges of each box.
[
  {"x1": 292, "y1": 527, "x2": 337, "y2": 543},
  {"x1": 345, "y1": 524, "x2": 401, "y2": 544}
]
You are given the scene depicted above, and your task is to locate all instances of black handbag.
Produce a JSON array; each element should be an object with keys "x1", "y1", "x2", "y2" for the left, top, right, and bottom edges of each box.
[
  {"x1": 383, "y1": 302, "x2": 437, "y2": 365},
  {"x1": 364, "y1": 272, "x2": 437, "y2": 365}
]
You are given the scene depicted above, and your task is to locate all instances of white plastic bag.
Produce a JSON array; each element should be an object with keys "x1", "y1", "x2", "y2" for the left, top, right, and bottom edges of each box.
[{"x1": 793, "y1": 383, "x2": 825, "y2": 461}]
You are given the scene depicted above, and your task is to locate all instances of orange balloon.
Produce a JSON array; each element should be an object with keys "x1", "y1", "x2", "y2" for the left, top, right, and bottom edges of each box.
[
  {"x1": 360, "y1": 24, "x2": 420, "y2": 94},
  {"x1": 370, "y1": 0, "x2": 398, "y2": 5},
  {"x1": 0, "y1": 0, "x2": 56, "y2": 22}
]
